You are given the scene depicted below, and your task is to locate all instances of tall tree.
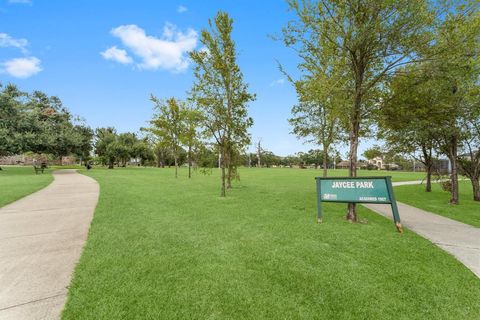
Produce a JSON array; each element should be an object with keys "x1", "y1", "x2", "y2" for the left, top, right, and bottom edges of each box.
[
  {"x1": 426, "y1": 2, "x2": 480, "y2": 204},
  {"x1": 190, "y1": 11, "x2": 255, "y2": 196},
  {"x1": 282, "y1": 0, "x2": 434, "y2": 220}
]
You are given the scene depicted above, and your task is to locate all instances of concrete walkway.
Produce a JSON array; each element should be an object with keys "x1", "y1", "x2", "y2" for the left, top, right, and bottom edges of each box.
[
  {"x1": 0, "y1": 170, "x2": 99, "y2": 320},
  {"x1": 364, "y1": 180, "x2": 480, "y2": 278}
]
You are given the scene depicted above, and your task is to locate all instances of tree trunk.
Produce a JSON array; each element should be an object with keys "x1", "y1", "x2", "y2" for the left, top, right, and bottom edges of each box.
[
  {"x1": 226, "y1": 149, "x2": 233, "y2": 189},
  {"x1": 448, "y1": 138, "x2": 459, "y2": 205},
  {"x1": 346, "y1": 65, "x2": 363, "y2": 221},
  {"x1": 188, "y1": 145, "x2": 192, "y2": 179},
  {"x1": 421, "y1": 145, "x2": 433, "y2": 192},
  {"x1": 220, "y1": 149, "x2": 226, "y2": 197},
  {"x1": 346, "y1": 111, "x2": 360, "y2": 222},
  {"x1": 426, "y1": 164, "x2": 432, "y2": 192},
  {"x1": 174, "y1": 156, "x2": 178, "y2": 179},
  {"x1": 471, "y1": 177, "x2": 480, "y2": 201},
  {"x1": 227, "y1": 166, "x2": 232, "y2": 189},
  {"x1": 322, "y1": 146, "x2": 328, "y2": 178},
  {"x1": 108, "y1": 161, "x2": 114, "y2": 169}
]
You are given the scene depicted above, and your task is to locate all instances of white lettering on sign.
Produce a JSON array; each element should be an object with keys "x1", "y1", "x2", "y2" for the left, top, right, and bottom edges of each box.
[
  {"x1": 331, "y1": 181, "x2": 374, "y2": 189},
  {"x1": 355, "y1": 181, "x2": 374, "y2": 188}
]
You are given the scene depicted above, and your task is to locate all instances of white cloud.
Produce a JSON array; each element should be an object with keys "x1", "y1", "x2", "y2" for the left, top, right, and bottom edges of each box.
[
  {"x1": 108, "y1": 23, "x2": 197, "y2": 72},
  {"x1": 100, "y1": 46, "x2": 133, "y2": 64},
  {"x1": 270, "y1": 78, "x2": 285, "y2": 87},
  {"x1": 0, "y1": 33, "x2": 29, "y2": 53},
  {"x1": 8, "y1": 0, "x2": 32, "y2": 4},
  {"x1": 177, "y1": 5, "x2": 187, "y2": 13},
  {"x1": 1, "y1": 56, "x2": 42, "y2": 78}
]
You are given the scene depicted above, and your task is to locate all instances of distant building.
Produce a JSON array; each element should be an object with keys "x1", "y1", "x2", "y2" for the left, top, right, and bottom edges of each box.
[
  {"x1": 432, "y1": 159, "x2": 450, "y2": 174},
  {"x1": 367, "y1": 155, "x2": 400, "y2": 170}
]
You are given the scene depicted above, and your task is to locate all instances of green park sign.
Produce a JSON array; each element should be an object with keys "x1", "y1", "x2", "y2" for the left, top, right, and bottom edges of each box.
[{"x1": 315, "y1": 176, "x2": 403, "y2": 232}]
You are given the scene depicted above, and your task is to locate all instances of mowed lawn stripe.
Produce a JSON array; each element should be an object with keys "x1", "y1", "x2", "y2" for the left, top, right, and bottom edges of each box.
[{"x1": 63, "y1": 168, "x2": 480, "y2": 319}]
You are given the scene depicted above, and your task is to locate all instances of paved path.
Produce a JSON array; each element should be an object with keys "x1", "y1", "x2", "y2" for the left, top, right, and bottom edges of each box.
[
  {"x1": 364, "y1": 180, "x2": 480, "y2": 278},
  {"x1": 0, "y1": 170, "x2": 99, "y2": 320}
]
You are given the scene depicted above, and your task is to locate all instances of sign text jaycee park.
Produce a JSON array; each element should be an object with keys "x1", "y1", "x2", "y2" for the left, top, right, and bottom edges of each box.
[{"x1": 315, "y1": 177, "x2": 403, "y2": 232}]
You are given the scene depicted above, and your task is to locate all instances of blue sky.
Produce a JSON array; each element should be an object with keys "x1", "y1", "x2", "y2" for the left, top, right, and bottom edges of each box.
[{"x1": 0, "y1": 0, "x2": 374, "y2": 157}]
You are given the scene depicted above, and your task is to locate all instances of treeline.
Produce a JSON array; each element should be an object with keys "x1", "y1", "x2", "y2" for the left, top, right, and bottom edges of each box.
[{"x1": 0, "y1": 83, "x2": 93, "y2": 167}]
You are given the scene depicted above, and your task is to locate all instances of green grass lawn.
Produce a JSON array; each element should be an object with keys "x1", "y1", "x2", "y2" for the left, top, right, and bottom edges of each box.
[
  {"x1": 62, "y1": 167, "x2": 479, "y2": 319},
  {"x1": 0, "y1": 166, "x2": 53, "y2": 207},
  {"x1": 395, "y1": 181, "x2": 480, "y2": 228}
]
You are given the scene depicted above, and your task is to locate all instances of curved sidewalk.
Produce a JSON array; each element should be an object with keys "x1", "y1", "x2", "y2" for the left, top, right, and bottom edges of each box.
[
  {"x1": 0, "y1": 170, "x2": 99, "y2": 320},
  {"x1": 364, "y1": 181, "x2": 480, "y2": 278}
]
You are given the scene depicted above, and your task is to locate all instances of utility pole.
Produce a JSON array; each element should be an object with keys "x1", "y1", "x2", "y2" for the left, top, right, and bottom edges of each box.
[{"x1": 257, "y1": 139, "x2": 262, "y2": 168}]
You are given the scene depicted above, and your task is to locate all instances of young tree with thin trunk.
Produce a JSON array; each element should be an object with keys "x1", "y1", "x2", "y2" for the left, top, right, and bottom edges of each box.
[
  {"x1": 181, "y1": 105, "x2": 202, "y2": 179},
  {"x1": 147, "y1": 97, "x2": 185, "y2": 178},
  {"x1": 282, "y1": 0, "x2": 434, "y2": 221},
  {"x1": 190, "y1": 11, "x2": 255, "y2": 197}
]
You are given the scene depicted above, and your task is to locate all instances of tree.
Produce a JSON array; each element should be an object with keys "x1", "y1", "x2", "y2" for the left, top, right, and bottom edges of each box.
[
  {"x1": 72, "y1": 123, "x2": 94, "y2": 165},
  {"x1": 94, "y1": 127, "x2": 117, "y2": 169},
  {"x1": 0, "y1": 84, "x2": 27, "y2": 162},
  {"x1": 117, "y1": 132, "x2": 138, "y2": 167},
  {"x1": 290, "y1": 99, "x2": 341, "y2": 177},
  {"x1": 458, "y1": 113, "x2": 480, "y2": 201},
  {"x1": 363, "y1": 146, "x2": 383, "y2": 162},
  {"x1": 282, "y1": 0, "x2": 434, "y2": 221},
  {"x1": 181, "y1": 105, "x2": 202, "y2": 178},
  {"x1": 190, "y1": 11, "x2": 255, "y2": 196},
  {"x1": 147, "y1": 97, "x2": 186, "y2": 178},
  {"x1": 132, "y1": 137, "x2": 155, "y2": 166},
  {"x1": 0, "y1": 84, "x2": 93, "y2": 166},
  {"x1": 428, "y1": 3, "x2": 480, "y2": 204},
  {"x1": 379, "y1": 65, "x2": 439, "y2": 192},
  {"x1": 285, "y1": 37, "x2": 345, "y2": 178}
]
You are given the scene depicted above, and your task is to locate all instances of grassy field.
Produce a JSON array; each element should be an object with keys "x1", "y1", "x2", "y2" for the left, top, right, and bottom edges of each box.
[
  {"x1": 0, "y1": 166, "x2": 53, "y2": 207},
  {"x1": 62, "y1": 167, "x2": 479, "y2": 319},
  {"x1": 395, "y1": 181, "x2": 480, "y2": 228}
]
